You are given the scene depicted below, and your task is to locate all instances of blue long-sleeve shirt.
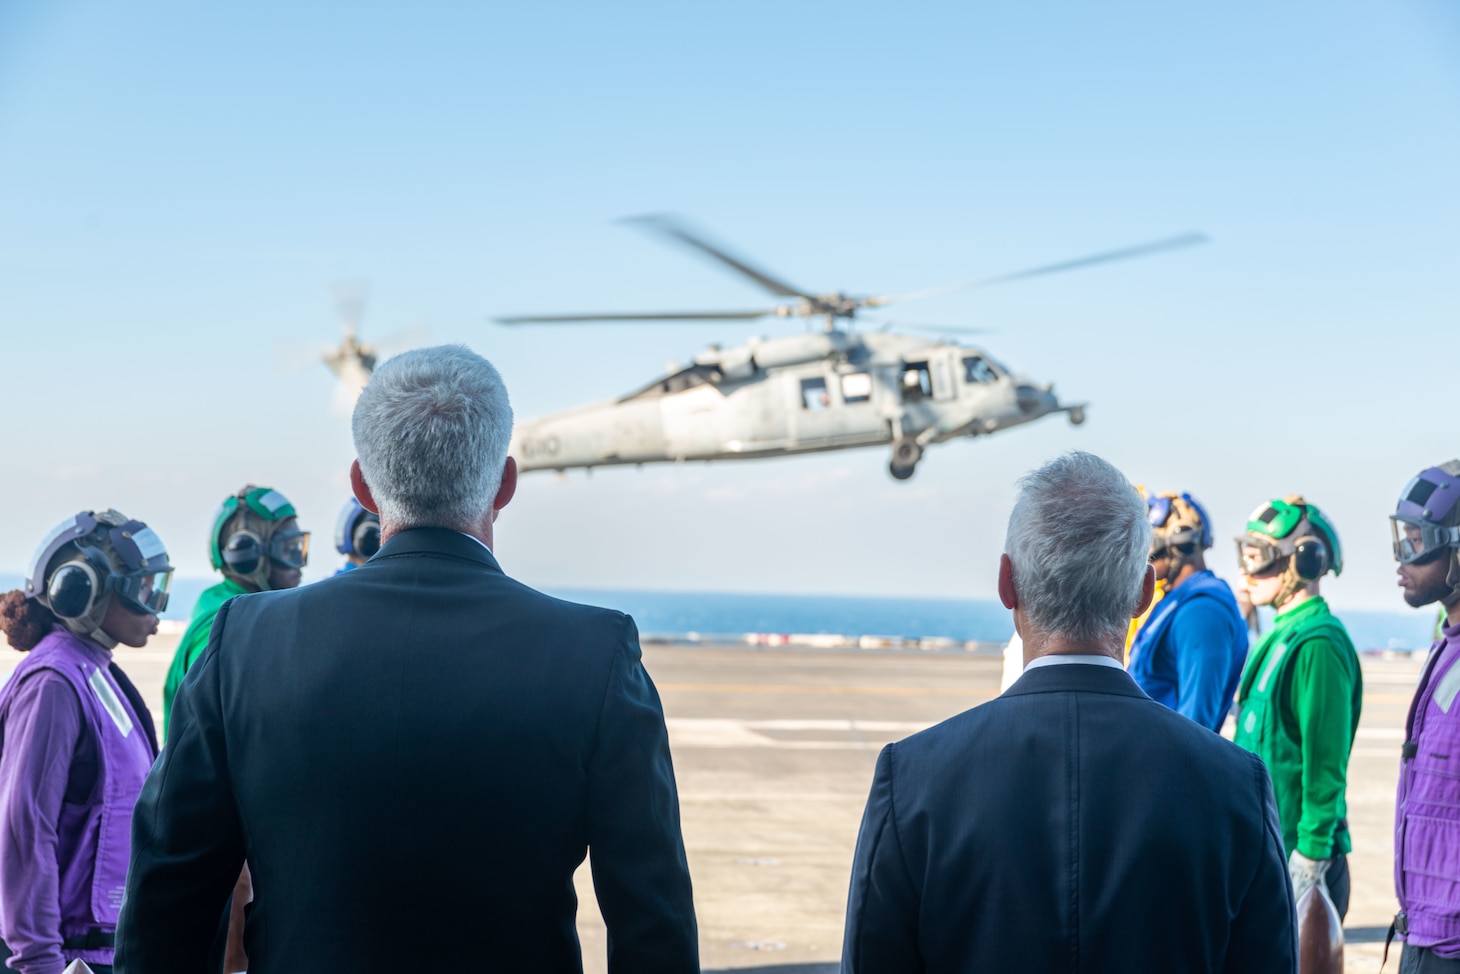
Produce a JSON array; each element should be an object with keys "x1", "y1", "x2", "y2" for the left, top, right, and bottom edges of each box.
[{"x1": 1169, "y1": 597, "x2": 1246, "y2": 729}]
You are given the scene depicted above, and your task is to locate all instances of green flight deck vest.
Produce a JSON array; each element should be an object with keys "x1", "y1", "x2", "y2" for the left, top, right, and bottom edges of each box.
[{"x1": 1234, "y1": 596, "x2": 1361, "y2": 859}]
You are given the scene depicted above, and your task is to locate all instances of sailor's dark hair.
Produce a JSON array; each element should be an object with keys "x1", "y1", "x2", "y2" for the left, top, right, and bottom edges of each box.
[{"x1": 0, "y1": 590, "x2": 54, "y2": 652}]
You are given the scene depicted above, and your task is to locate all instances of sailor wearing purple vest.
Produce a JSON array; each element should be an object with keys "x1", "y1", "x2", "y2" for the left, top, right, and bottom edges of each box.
[
  {"x1": 1391, "y1": 462, "x2": 1460, "y2": 972},
  {"x1": 0, "y1": 511, "x2": 172, "y2": 974}
]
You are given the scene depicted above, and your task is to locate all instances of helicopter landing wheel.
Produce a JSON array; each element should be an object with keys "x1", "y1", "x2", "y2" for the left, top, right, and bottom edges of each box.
[
  {"x1": 889, "y1": 440, "x2": 922, "y2": 481},
  {"x1": 891, "y1": 439, "x2": 922, "y2": 466},
  {"x1": 1068, "y1": 406, "x2": 1086, "y2": 426}
]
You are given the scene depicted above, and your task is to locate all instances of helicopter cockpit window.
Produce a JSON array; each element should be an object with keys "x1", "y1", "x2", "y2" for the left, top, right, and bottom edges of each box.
[
  {"x1": 664, "y1": 367, "x2": 719, "y2": 395},
  {"x1": 620, "y1": 365, "x2": 723, "y2": 402},
  {"x1": 840, "y1": 372, "x2": 872, "y2": 404},
  {"x1": 900, "y1": 362, "x2": 932, "y2": 402},
  {"x1": 801, "y1": 377, "x2": 830, "y2": 411},
  {"x1": 962, "y1": 356, "x2": 998, "y2": 384}
]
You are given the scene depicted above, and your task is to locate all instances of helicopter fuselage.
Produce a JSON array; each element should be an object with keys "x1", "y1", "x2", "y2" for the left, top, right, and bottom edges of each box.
[
  {"x1": 323, "y1": 337, "x2": 376, "y2": 401},
  {"x1": 510, "y1": 331, "x2": 1084, "y2": 480}
]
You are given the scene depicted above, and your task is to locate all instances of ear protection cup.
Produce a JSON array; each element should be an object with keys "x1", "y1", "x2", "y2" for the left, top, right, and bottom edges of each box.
[
  {"x1": 222, "y1": 531, "x2": 264, "y2": 575},
  {"x1": 47, "y1": 562, "x2": 99, "y2": 618},
  {"x1": 354, "y1": 520, "x2": 381, "y2": 558},
  {"x1": 1293, "y1": 537, "x2": 1328, "y2": 580}
]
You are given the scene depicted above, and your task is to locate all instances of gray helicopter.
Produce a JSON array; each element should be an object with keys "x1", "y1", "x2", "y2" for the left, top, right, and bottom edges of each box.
[{"x1": 497, "y1": 217, "x2": 1205, "y2": 480}]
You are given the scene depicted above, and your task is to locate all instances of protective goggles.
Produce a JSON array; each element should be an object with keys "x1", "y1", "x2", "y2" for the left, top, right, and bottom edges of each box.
[
  {"x1": 268, "y1": 529, "x2": 311, "y2": 569},
  {"x1": 1236, "y1": 536, "x2": 1287, "y2": 577},
  {"x1": 1150, "y1": 539, "x2": 1196, "y2": 562},
  {"x1": 1147, "y1": 495, "x2": 1175, "y2": 528},
  {"x1": 102, "y1": 521, "x2": 173, "y2": 614},
  {"x1": 1391, "y1": 516, "x2": 1460, "y2": 565},
  {"x1": 110, "y1": 569, "x2": 173, "y2": 615}
]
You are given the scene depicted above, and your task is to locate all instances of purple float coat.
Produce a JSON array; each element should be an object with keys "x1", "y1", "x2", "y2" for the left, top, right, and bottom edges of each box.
[
  {"x1": 1397, "y1": 618, "x2": 1460, "y2": 958},
  {"x1": 0, "y1": 627, "x2": 157, "y2": 974}
]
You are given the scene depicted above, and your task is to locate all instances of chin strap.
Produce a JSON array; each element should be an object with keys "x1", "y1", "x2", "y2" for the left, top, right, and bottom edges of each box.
[
  {"x1": 82, "y1": 625, "x2": 119, "y2": 650},
  {"x1": 1272, "y1": 558, "x2": 1308, "y2": 609},
  {"x1": 1164, "y1": 546, "x2": 1203, "y2": 588},
  {"x1": 59, "y1": 595, "x2": 119, "y2": 650},
  {"x1": 223, "y1": 566, "x2": 271, "y2": 593}
]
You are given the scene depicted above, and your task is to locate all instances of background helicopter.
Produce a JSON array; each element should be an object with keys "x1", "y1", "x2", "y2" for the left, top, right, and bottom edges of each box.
[
  {"x1": 495, "y1": 217, "x2": 1205, "y2": 480},
  {"x1": 277, "y1": 280, "x2": 429, "y2": 416}
]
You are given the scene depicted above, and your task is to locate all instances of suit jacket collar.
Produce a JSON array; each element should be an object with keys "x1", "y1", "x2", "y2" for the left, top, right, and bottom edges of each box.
[
  {"x1": 1003, "y1": 660, "x2": 1151, "y2": 700},
  {"x1": 371, "y1": 526, "x2": 503, "y2": 574}
]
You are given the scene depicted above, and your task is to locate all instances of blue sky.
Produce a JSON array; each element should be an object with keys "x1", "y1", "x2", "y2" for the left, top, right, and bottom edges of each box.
[{"x1": 1, "y1": 0, "x2": 1456, "y2": 611}]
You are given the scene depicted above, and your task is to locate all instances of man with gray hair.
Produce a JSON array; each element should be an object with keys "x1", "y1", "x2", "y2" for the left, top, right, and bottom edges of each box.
[
  {"x1": 116, "y1": 345, "x2": 699, "y2": 973},
  {"x1": 841, "y1": 452, "x2": 1295, "y2": 973}
]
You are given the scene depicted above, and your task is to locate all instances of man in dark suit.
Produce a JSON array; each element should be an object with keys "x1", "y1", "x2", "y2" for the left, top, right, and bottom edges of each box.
[
  {"x1": 117, "y1": 345, "x2": 698, "y2": 973},
  {"x1": 842, "y1": 451, "x2": 1296, "y2": 973}
]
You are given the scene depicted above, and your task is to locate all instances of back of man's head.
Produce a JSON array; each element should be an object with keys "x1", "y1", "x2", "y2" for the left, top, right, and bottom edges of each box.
[
  {"x1": 352, "y1": 345, "x2": 513, "y2": 532},
  {"x1": 1006, "y1": 451, "x2": 1151, "y2": 646}
]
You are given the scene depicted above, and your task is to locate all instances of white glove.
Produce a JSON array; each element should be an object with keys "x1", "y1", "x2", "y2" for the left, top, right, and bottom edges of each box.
[{"x1": 1288, "y1": 850, "x2": 1330, "y2": 902}]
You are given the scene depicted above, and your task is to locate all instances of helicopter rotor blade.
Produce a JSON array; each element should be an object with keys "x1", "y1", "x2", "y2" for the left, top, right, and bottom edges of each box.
[
  {"x1": 331, "y1": 279, "x2": 370, "y2": 337},
  {"x1": 871, "y1": 321, "x2": 996, "y2": 337},
  {"x1": 864, "y1": 232, "x2": 1209, "y2": 307},
  {"x1": 620, "y1": 214, "x2": 812, "y2": 300},
  {"x1": 494, "y1": 309, "x2": 779, "y2": 325}
]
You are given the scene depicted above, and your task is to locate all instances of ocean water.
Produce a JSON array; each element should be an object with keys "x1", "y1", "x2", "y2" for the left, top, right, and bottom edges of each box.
[
  {"x1": 548, "y1": 589, "x2": 1017, "y2": 643},
  {"x1": 549, "y1": 589, "x2": 1445, "y2": 653},
  {"x1": 0, "y1": 574, "x2": 1444, "y2": 652}
]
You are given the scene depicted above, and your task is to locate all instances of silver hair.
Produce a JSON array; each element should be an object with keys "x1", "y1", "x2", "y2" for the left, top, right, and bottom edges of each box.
[
  {"x1": 1005, "y1": 451, "x2": 1151, "y2": 645},
  {"x1": 352, "y1": 345, "x2": 513, "y2": 531}
]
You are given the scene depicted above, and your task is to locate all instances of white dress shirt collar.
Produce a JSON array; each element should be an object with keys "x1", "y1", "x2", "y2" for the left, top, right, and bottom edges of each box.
[{"x1": 1023, "y1": 653, "x2": 1125, "y2": 672}]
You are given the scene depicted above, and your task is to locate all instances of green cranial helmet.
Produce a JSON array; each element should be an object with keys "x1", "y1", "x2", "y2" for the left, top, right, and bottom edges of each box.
[
  {"x1": 1235, "y1": 495, "x2": 1343, "y2": 581},
  {"x1": 208, "y1": 485, "x2": 310, "y2": 591}
]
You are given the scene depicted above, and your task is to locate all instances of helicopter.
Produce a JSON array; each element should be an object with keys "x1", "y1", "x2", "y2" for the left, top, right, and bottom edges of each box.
[
  {"x1": 277, "y1": 280, "x2": 428, "y2": 416},
  {"x1": 496, "y1": 217, "x2": 1206, "y2": 481}
]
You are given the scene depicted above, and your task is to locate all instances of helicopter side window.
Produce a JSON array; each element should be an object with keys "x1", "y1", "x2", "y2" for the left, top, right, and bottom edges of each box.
[
  {"x1": 840, "y1": 372, "x2": 872, "y2": 404},
  {"x1": 963, "y1": 356, "x2": 998, "y2": 384},
  {"x1": 801, "y1": 377, "x2": 830, "y2": 411},
  {"x1": 900, "y1": 362, "x2": 932, "y2": 402}
]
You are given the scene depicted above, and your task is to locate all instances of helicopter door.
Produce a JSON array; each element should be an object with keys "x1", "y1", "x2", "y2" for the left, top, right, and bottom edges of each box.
[
  {"x1": 786, "y1": 369, "x2": 850, "y2": 445},
  {"x1": 930, "y1": 352, "x2": 957, "y2": 401},
  {"x1": 899, "y1": 362, "x2": 933, "y2": 403}
]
